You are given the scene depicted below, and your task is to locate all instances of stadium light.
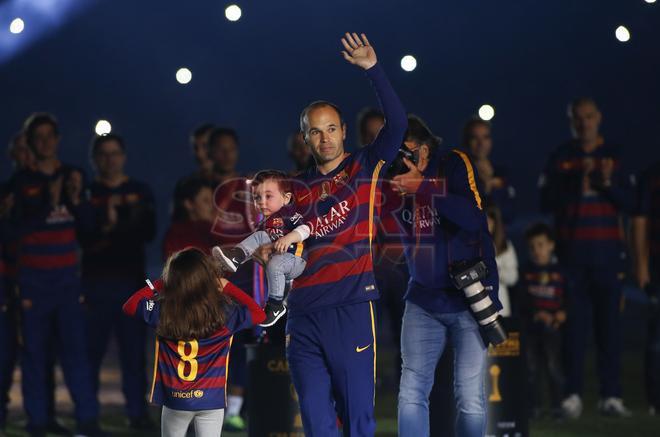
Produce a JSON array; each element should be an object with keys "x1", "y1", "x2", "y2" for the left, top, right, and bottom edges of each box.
[
  {"x1": 9, "y1": 18, "x2": 24, "y2": 34},
  {"x1": 400, "y1": 55, "x2": 417, "y2": 72},
  {"x1": 225, "y1": 5, "x2": 242, "y2": 22},
  {"x1": 478, "y1": 104, "x2": 495, "y2": 121},
  {"x1": 615, "y1": 25, "x2": 631, "y2": 42},
  {"x1": 95, "y1": 120, "x2": 112, "y2": 135},
  {"x1": 176, "y1": 68, "x2": 192, "y2": 84}
]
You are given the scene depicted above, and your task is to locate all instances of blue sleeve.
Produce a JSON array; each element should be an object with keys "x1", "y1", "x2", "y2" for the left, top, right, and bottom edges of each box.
[
  {"x1": 417, "y1": 151, "x2": 486, "y2": 232},
  {"x1": 361, "y1": 63, "x2": 408, "y2": 170},
  {"x1": 135, "y1": 298, "x2": 160, "y2": 329},
  {"x1": 223, "y1": 305, "x2": 252, "y2": 334},
  {"x1": 597, "y1": 154, "x2": 636, "y2": 214}
]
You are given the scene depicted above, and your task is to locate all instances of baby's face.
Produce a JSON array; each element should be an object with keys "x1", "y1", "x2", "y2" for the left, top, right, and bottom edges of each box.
[{"x1": 252, "y1": 179, "x2": 290, "y2": 217}]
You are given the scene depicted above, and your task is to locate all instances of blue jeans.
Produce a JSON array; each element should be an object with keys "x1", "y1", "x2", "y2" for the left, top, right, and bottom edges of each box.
[
  {"x1": 398, "y1": 302, "x2": 487, "y2": 437},
  {"x1": 238, "y1": 230, "x2": 306, "y2": 300}
]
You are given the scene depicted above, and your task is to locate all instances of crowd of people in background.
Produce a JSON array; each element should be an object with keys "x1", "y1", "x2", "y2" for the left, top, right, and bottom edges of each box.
[{"x1": 0, "y1": 93, "x2": 659, "y2": 436}]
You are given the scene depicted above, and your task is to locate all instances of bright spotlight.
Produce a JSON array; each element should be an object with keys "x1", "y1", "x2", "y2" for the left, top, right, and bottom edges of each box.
[
  {"x1": 478, "y1": 104, "x2": 495, "y2": 121},
  {"x1": 9, "y1": 18, "x2": 24, "y2": 34},
  {"x1": 95, "y1": 120, "x2": 112, "y2": 136},
  {"x1": 400, "y1": 55, "x2": 417, "y2": 72},
  {"x1": 225, "y1": 5, "x2": 242, "y2": 22},
  {"x1": 615, "y1": 25, "x2": 631, "y2": 42},
  {"x1": 176, "y1": 68, "x2": 192, "y2": 84},
  {"x1": 644, "y1": 0, "x2": 656, "y2": 4}
]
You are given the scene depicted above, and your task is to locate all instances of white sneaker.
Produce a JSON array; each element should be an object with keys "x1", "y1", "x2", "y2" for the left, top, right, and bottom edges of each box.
[
  {"x1": 561, "y1": 394, "x2": 583, "y2": 419},
  {"x1": 598, "y1": 397, "x2": 632, "y2": 418},
  {"x1": 649, "y1": 406, "x2": 656, "y2": 416}
]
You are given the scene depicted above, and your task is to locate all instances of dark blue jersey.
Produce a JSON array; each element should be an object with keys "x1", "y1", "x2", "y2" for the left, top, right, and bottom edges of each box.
[
  {"x1": 397, "y1": 149, "x2": 501, "y2": 314},
  {"x1": 80, "y1": 178, "x2": 156, "y2": 282}
]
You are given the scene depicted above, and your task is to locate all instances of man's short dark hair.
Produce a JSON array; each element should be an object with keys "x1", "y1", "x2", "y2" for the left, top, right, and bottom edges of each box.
[
  {"x1": 405, "y1": 114, "x2": 441, "y2": 152},
  {"x1": 91, "y1": 133, "x2": 126, "y2": 157},
  {"x1": 461, "y1": 118, "x2": 491, "y2": 148},
  {"x1": 524, "y1": 222, "x2": 555, "y2": 242},
  {"x1": 299, "y1": 101, "x2": 345, "y2": 135},
  {"x1": 23, "y1": 112, "x2": 59, "y2": 146},
  {"x1": 567, "y1": 97, "x2": 599, "y2": 118},
  {"x1": 190, "y1": 123, "x2": 215, "y2": 144},
  {"x1": 208, "y1": 127, "x2": 239, "y2": 150},
  {"x1": 357, "y1": 107, "x2": 384, "y2": 140}
]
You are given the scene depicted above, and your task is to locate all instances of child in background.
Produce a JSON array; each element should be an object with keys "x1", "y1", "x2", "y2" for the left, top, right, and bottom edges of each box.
[
  {"x1": 122, "y1": 248, "x2": 265, "y2": 437},
  {"x1": 486, "y1": 205, "x2": 518, "y2": 316},
  {"x1": 163, "y1": 177, "x2": 217, "y2": 259},
  {"x1": 520, "y1": 223, "x2": 567, "y2": 419},
  {"x1": 213, "y1": 170, "x2": 309, "y2": 327}
]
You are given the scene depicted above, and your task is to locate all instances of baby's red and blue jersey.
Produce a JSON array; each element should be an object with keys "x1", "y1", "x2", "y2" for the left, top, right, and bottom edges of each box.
[
  {"x1": 289, "y1": 63, "x2": 407, "y2": 317},
  {"x1": 122, "y1": 280, "x2": 265, "y2": 410},
  {"x1": 539, "y1": 141, "x2": 635, "y2": 266},
  {"x1": 520, "y1": 260, "x2": 566, "y2": 317},
  {"x1": 257, "y1": 204, "x2": 306, "y2": 258}
]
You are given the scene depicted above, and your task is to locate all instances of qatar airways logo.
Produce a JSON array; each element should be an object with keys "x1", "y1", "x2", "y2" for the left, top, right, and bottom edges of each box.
[
  {"x1": 307, "y1": 200, "x2": 351, "y2": 238},
  {"x1": 401, "y1": 204, "x2": 441, "y2": 230}
]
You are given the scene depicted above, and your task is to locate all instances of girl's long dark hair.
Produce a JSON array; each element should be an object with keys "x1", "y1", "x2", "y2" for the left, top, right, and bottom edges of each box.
[{"x1": 156, "y1": 248, "x2": 233, "y2": 340}]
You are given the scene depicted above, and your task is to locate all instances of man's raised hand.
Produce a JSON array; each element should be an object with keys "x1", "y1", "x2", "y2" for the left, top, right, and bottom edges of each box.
[{"x1": 341, "y1": 33, "x2": 377, "y2": 70}]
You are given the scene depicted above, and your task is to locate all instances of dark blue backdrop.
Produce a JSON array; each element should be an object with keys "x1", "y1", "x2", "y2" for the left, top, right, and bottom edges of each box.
[{"x1": 2, "y1": 0, "x2": 659, "y2": 274}]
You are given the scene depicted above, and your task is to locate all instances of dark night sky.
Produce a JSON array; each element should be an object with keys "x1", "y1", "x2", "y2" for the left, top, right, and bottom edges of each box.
[{"x1": 2, "y1": 0, "x2": 659, "y2": 272}]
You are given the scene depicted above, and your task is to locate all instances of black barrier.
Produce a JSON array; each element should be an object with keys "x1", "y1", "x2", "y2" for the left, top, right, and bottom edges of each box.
[
  {"x1": 246, "y1": 343, "x2": 304, "y2": 437},
  {"x1": 485, "y1": 317, "x2": 528, "y2": 437},
  {"x1": 429, "y1": 317, "x2": 528, "y2": 437}
]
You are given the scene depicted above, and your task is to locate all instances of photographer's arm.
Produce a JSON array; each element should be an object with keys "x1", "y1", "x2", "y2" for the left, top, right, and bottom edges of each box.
[{"x1": 417, "y1": 151, "x2": 485, "y2": 232}]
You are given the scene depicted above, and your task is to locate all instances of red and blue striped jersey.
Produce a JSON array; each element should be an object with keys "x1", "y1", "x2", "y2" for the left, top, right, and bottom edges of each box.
[
  {"x1": 9, "y1": 163, "x2": 93, "y2": 280},
  {"x1": 289, "y1": 63, "x2": 407, "y2": 316},
  {"x1": 520, "y1": 261, "x2": 566, "y2": 315},
  {"x1": 539, "y1": 141, "x2": 635, "y2": 266},
  {"x1": 257, "y1": 204, "x2": 306, "y2": 258},
  {"x1": 122, "y1": 280, "x2": 265, "y2": 410}
]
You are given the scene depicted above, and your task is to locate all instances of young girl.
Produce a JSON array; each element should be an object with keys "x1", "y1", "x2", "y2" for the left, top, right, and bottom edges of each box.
[
  {"x1": 162, "y1": 176, "x2": 216, "y2": 259},
  {"x1": 213, "y1": 170, "x2": 309, "y2": 327},
  {"x1": 122, "y1": 248, "x2": 265, "y2": 437}
]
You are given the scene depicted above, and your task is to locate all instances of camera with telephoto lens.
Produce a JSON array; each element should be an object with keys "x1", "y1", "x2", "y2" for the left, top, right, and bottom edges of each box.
[
  {"x1": 386, "y1": 146, "x2": 419, "y2": 179},
  {"x1": 450, "y1": 259, "x2": 507, "y2": 345}
]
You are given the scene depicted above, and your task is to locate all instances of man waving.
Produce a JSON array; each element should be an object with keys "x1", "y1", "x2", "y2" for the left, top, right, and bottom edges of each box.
[{"x1": 285, "y1": 33, "x2": 407, "y2": 436}]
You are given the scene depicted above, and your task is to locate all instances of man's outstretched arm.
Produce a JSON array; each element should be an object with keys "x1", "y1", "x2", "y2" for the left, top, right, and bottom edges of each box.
[{"x1": 341, "y1": 33, "x2": 407, "y2": 166}]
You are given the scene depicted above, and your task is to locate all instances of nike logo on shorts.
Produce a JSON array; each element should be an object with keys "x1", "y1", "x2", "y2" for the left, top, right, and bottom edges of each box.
[{"x1": 356, "y1": 344, "x2": 371, "y2": 353}]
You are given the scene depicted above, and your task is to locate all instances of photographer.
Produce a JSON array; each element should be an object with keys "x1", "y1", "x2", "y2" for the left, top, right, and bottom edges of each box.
[{"x1": 391, "y1": 115, "x2": 501, "y2": 437}]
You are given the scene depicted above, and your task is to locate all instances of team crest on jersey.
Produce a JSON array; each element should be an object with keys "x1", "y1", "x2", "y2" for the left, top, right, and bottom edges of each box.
[
  {"x1": 146, "y1": 300, "x2": 155, "y2": 311},
  {"x1": 539, "y1": 272, "x2": 550, "y2": 285},
  {"x1": 333, "y1": 170, "x2": 349, "y2": 187},
  {"x1": 271, "y1": 218, "x2": 284, "y2": 228}
]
